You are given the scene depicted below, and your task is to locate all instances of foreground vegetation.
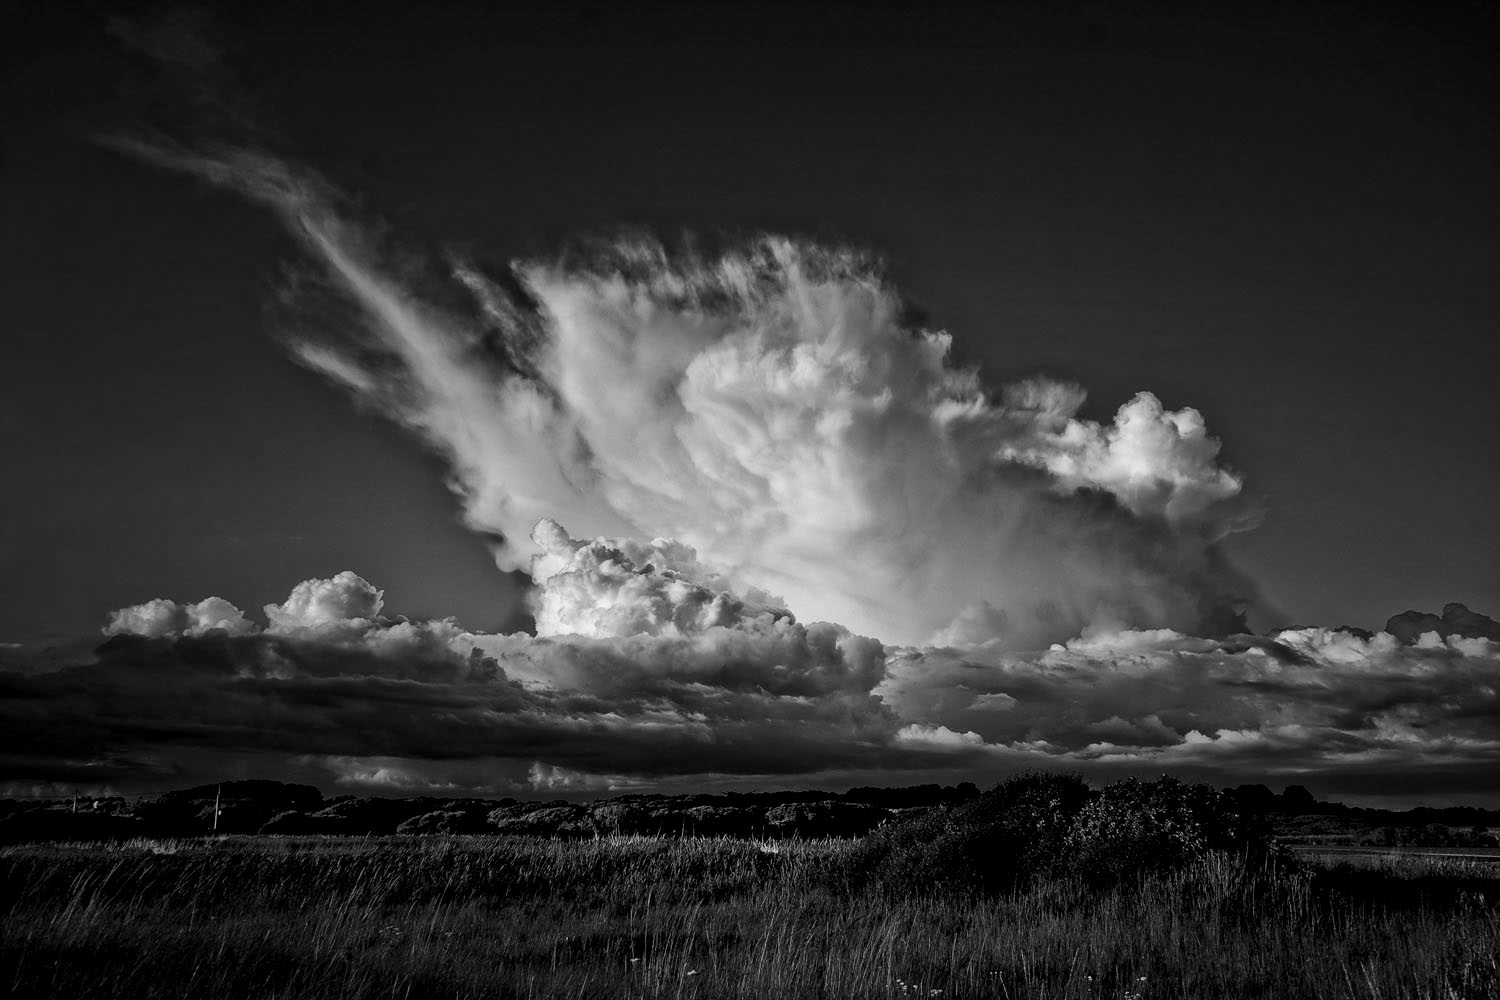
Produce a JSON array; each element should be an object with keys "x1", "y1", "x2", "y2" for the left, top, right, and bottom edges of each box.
[{"x1": 2, "y1": 777, "x2": 1497, "y2": 999}]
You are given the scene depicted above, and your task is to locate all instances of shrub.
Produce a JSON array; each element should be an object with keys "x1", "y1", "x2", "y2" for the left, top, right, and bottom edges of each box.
[
  {"x1": 681, "y1": 805, "x2": 759, "y2": 837},
  {"x1": 260, "y1": 810, "x2": 312, "y2": 835},
  {"x1": 396, "y1": 810, "x2": 488, "y2": 835},
  {"x1": 587, "y1": 802, "x2": 652, "y2": 836},
  {"x1": 1064, "y1": 777, "x2": 1265, "y2": 885},
  {"x1": 307, "y1": 797, "x2": 431, "y2": 834},
  {"x1": 487, "y1": 805, "x2": 585, "y2": 836},
  {"x1": 845, "y1": 774, "x2": 1276, "y2": 897},
  {"x1": 646, "y1": 806, "x2": 690, "y2": 835},
  {"x1": 843, "y1": 772, "x2": 1091, "y2": 896}
]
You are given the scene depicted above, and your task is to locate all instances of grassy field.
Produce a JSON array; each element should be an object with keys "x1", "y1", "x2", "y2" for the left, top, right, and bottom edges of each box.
[{"x1": 2, "y1": 835, "x2": 1497, "y2": 1000}]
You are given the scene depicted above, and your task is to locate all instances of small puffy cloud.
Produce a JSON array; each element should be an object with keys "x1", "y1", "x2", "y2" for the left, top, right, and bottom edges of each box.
[
  {"x1": 997, "y1": 388, "x2": 1253, "y2": 530},
  {"x1": 102, "y1": 572, "x2": 385, "y2": 640},
  {"x1": 103, "y1": 598, "x2": 186, "y2": 638},
  {"x1": 104, "y1": 596, "x2": 254, "y2": 638},
  {"x1": 895, "y1": 723, "x2": 988, "y2": 752},
  {"x1": 265, "y1": 571, "x2": 383, "y2": 632}
]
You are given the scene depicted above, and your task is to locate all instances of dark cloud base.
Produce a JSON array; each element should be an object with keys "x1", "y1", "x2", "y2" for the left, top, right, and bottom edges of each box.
[{"x1": 4, "y1": 590, "x2": 1498, "y2": 805}]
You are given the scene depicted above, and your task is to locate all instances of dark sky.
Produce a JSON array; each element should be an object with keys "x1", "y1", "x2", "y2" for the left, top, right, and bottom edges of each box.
[{"x1": 1, "y1": 2, "x2": 1498, "y2": 804}]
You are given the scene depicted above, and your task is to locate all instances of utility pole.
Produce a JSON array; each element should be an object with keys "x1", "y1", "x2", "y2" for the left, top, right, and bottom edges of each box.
[{"x1": 213, "y1": 784, "x2": 221, "y2": 833}]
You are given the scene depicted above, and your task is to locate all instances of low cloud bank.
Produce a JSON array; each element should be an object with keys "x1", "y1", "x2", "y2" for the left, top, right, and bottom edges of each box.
[
  {"x1": 5, "y1": 526, "x2": 1494, "y2": 801},
  {"x1": 882, "y1": 626, "x2": 1500, "y2": 790},
  {"x1": 2, "y1": 530, "x2": 934, "y2": 793}
]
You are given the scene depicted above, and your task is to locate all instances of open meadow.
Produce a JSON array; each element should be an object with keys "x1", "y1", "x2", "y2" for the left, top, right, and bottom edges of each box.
[{"x1": 3, "y1": 830, "x2": 1497, "y2": 1000}]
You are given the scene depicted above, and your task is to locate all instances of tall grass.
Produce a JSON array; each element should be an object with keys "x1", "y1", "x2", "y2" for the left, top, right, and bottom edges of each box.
[{"x1": 2, "y1": 836, "x2": 1496, "y2": 999}]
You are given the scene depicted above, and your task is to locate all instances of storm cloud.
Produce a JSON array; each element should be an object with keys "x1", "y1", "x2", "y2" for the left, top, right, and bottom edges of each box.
[
  {"x1": 881, "y1": 626, "x2": 1500, "y2": 790},
  {"x1": 16, "y1": 122, "x2": 1478, "y2": 802},
  {"x1": 5, "y1": 535, "x2": 1495, "y2": 799},
  {"x1": 98, "y1": 143, "x2": 1261, "y2": 650}
]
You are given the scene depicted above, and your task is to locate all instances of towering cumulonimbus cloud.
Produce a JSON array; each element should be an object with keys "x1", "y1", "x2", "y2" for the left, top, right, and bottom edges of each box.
[{"x1": 107, "y1": 141, "x2": 1259, "y2": 648}]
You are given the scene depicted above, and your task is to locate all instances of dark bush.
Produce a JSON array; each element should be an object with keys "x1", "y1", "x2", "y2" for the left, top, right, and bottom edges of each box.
[
  {"x1": 763, "y1": 800, "x2": 884, "y2": 838},
  {"x1": 764, "y1": 803, "x2": 815, "y2": 836},
  {"x1": 260, "y1": 810, "x2": 354, "y2": 835},
  {"x1": 158, "y1": 780, "x2": 324, "y2": 813},
  {"x1": 588, "y1": 802, "x2": 653, "y2": 836},
  {"x1": 1065, "y1": 777, "x2": 1267, "y2": 885},
  {"x1": 1280, "y1": 784, "x2": 1317, "y2": 810},
  {"x1": 844, "y1": 772, "x2": 1092, "y2": 896},
  {"x1": 681, "y1": 805, "x2": 760, "y2": 837},
  {"x1": 310, "y1": 797, "x2": 432, "y2": 834},
  {"x1": 195, "y1": 801, "x2": 276, "y2": 834},
  {"x1": 844, "y1": 773, "x2": 1273, "y2": 897},
  {"x1": 1225, "y1": 783, "x2": 1277, "y2": 814},
  {"x1": 646, "y1": 806, "x2": 693, "y2": 835},
  {"x1": 813, "y1": 800, "x2": 886, "y2": 837},
  {"x1": 260, "y1": 810, "x2": 313, "y2": 835},
  {"x1": 487, "y1": 805, "x2": 585, "y2": 836},
  {"x1": 396, "y1": 810, "x2": 489, "y2": 835},
  {"x1": 130, "y1": 781, "x2": 327, "y2": 835}
]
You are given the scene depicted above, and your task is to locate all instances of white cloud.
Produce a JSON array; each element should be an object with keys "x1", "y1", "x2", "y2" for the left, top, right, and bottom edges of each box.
[
  {"x1": 104, "y1": 596, "x2": 254, "y2": 638},
  {"x1": 317, "y1": 754, "x2": 524, "y2": 796},
  {"x1": 527, "y1": 519, "x2": 787, "y2": 639},
  {"x1": 103, "y1": 572, "x2": 385, "y2": 640},
  {"x1": 264, "y1": 571, "x2": 383, "y2": 632},
  {"x1": 528, "y1": 761, "x2": 631, "y2": 792},
  {"x1": 895, "y1": 723, "x2": 989, "y2": 751},
  {"x1": 107, "y1": 144, "x2": 1261, "y2": 649},
  {"x1": 996, "y1": 388, "x2": 1251, "y2": 529}
]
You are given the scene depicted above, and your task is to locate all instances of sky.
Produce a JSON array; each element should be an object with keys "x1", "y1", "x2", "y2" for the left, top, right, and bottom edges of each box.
[{"x1": 2, "y1": 2, "x2": 1497, "y2": 805}]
